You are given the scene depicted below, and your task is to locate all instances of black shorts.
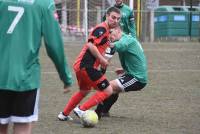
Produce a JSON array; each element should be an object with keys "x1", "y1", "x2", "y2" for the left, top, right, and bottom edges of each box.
[
  {"x1": 0, "y1": 89, "x2": 39, "y2": 124},
  {"x1": 116, "y1": 74, "x2": 146, "y2": 92}
]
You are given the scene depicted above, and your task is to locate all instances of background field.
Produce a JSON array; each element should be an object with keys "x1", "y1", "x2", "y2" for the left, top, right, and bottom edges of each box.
[{"x1": 33, "y1": 42, "x2": 200, "y2": 134}]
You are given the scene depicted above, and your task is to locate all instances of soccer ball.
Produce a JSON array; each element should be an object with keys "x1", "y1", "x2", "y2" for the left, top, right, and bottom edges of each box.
[{"x1": 81, "y1": 110, "x2": 98, "y2": 128}]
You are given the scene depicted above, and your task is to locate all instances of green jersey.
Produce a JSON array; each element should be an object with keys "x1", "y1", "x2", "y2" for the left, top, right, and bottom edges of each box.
[
  {"x1": 114, "y1": 33, "x2": 148, "y2": 83},
  {"x1": 0, "y1": 0, "x2": 73, "y2": 91},
  {"x1": 115, "y1": 3, "x2": 136, "y2": 38}
]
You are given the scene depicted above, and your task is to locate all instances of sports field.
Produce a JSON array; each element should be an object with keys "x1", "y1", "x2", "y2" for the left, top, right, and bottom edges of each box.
[{"x1": 33, "y1": 42, "x2": 200, "y2": 134}]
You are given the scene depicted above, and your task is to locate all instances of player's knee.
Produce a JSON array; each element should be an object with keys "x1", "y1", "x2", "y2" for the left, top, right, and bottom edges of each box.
[
  {"x1": 110, "y1": 80, "x2": 121, "y2": 93},
  {"x1": 80, "y1": 90, "x2": 90, "y2": 96},
  {"x1": 97, "y1": 79, "x2": 110, "y2": 91},
  {"x1": 104, "y1": 85, "x2": 113, "y2": 95}
]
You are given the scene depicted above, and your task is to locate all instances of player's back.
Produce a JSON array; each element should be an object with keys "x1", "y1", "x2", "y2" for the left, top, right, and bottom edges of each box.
[
  {"x1": 0, "y1": 0, "x2": 55, "y2": 91},
  {"x1": 0, "y1": 0, "x2": 50, "y2": 47}
]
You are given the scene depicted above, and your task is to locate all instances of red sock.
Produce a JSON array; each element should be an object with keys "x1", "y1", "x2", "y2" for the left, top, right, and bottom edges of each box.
[
  {"x1": 63, "y1": 91, "x2": 85, "y2": 115},
  {"x1": 79, "y1": 91, "x2": 110, "y2": 111}
]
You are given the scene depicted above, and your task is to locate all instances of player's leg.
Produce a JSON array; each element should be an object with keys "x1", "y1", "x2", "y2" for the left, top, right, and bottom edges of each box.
[
  {"x1": 0, "y1": 124, "x2": 8, "y2": 134},
  {"x1": 13, "y1": 89, "x2": 38, "y2": 134},
  {"x1": 0, "y1": 90, "x2": 10, "y2": 134},
  {"x1": 112, "y1": 74, "x2": 146, "y2": 92},
  {"x1": 58, "y1": 70, "x2": 91, "y2": 120},
  {"x1": 13, "y1": 123, "x2": 32, "y2": 134},
  {"x1": 95, "y1": 77, "x2": 121, "y2": 118},
  {"x1": 79, "y1": 85, "x2": 113, "y2": 111},
  {"x1": 95, "y1": 67, "x2": 123, "y2": 116},
  {"x1": 0, "y1": 89, "x2": 39, "y2": 134},
  {"x1": 73, "y1": 68, "x2": 113, "y2": 117},
  {"x1": 96, "y1": 74, "x2": 147, "y2": 118},
  {"x1": 95, "y1": 93, "x2": 119, "y2": 117},
  {"x1": 62, "y1": 90, "x2": 90, "y2": 116}
]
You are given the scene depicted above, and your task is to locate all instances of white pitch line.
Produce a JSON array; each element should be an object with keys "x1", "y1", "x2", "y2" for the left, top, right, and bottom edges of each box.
[
  {"x1": 144, "y1": 49, "x2": 200, "y2": 52},
  {"x1": 42, "y1": 69, "x2": 200, "y2": 74},
  {"x1": 148, "y1": 69, "x2": 200, "y2": 72}
]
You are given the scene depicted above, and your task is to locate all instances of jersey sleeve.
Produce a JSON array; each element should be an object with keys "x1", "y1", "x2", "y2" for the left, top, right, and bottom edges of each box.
[
  {"x1": 41, "y1": 2, "x2": 73, "y2": 86},
  {"x1": 114, "y1": 34, "x2": 130, "y2": 52},
  {"x1": 88, "y1": 26, "x2": 108, "y2": 46},
  {"x1": 129, "y1": 10, "x2": 137, "y2": 38}
]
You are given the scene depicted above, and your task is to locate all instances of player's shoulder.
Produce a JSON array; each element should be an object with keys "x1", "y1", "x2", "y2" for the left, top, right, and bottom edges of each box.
[
  {"x1": 122, "y1": 4, "x2": 132, "y2": 11},
  {"x1": 95, "y1": 22, "x2": 108, "y2": 30},
  {"x1": 91, "y1": 22, "x2": 108, "y2": 37},
  {"x1": 20, "y1": 0, "x2": 54, "y2": 10},
  {"x1": 122, "y1": 33, "x2": 135, "y2": 42},
  {"x1": 7, "y1": 0, "x2": 54, "y2": 9}
]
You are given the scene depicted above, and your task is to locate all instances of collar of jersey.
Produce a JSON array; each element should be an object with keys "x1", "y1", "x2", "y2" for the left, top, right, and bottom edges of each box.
[
  {"x1": 103, "y1": 21, "x2": 109, "y2": 30},
  {"x1": 115, "y1": 3, "x2": 124, "y2": 8}
]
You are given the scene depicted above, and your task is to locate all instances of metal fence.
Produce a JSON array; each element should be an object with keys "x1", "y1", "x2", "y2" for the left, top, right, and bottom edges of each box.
[{"x1": 55, "y1": 1, "x2": 200, "y2": 42}]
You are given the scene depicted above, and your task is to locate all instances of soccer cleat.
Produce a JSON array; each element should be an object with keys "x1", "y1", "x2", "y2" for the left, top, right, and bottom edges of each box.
[
  {"x1": 58, "y1": 112, "x2": 73, "y2": 121},
  {"x1": 73, "y1": 106, "x2": 85, "y2": 118},
  {"x1": 101, "y1": 112, "x2": 110, "y2": 117},
  {"x1": 95, "y1": 110, "x2": 110, "y2": 119}
]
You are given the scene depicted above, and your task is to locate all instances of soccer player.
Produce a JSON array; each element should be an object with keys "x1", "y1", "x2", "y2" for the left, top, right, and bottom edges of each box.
[
  {"x1": 114, "y1": 0, "x2": 136, "y2": 38},
  {"x1": 95, "y1": 27, "x2": 148, "y2": 118},
  {"x1": 103, "y1": 0, "x2": 136, "y2": 38},
  {"x1": 0, "y1": 0, "x2": 73, "y2": 133},
  {"x1": 58, "y1": 7, "x2": 121, "y2": 121},
  {"x1": 96, "y1": 0, "x2": 137, "y2": 116}
]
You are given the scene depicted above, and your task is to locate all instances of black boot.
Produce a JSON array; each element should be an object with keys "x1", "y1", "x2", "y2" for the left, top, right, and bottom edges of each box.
[{"x1": 95, "y1": 94, "x2": 119, "y2": 119}]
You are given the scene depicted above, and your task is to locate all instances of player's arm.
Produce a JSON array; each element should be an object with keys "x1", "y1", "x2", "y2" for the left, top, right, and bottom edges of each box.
[
  {"x1": 86, "y1": 42, "x2": 108, "y2": 67},
  {"x1": 100, "y1": 46, "x2": 116, "y2": 74},
  {"x1": 87, "y1": 26, "x2": 110, "y2": 67},
  {"x1": 104, "y1": 47, "x2": 116, "y2": 60},
  {"x1": 42, "y1": 2, "x2": 73, "y2": 87},
  {"x1": 114, "y1": 34, "x2": 130, "y2": 52},
  {"x1": 129, "y1": 10, "x2": 137, "y2": 38}
]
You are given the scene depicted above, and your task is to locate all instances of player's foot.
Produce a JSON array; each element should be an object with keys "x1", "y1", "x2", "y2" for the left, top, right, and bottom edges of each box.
[
  {"x1": 58, "y1": 112, "x2": 73, "y2": 121},
  {"x1": 101, "y1": 112, "x2": 110, "y2": 117},
  {"x1": 73, "y1": 106, "x2": 85, "y2": 118},
  {"x1": 95, "y1": 110, "x2": 110, "y2": 119}
]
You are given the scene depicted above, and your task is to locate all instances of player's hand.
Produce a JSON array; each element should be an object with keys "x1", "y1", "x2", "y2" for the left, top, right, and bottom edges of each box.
[
  {"x1": 100, "y1": 58, "x2": 109, "y2": 68},
  {"x1": 115, "y1": 68, "x2": 124, "y2": 76},
  {"x1": 63, "y1": 85, "x2": 71, "y2": 94}
]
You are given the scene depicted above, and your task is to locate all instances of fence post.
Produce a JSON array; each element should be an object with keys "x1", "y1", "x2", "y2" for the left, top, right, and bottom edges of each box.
[
  {"x1": 96, "y1": 6, "x2": 101, "y2": 24},
  {"x1": 62, "y1": 0, "x2": 67, "y2": 33},
  {"x1": 84, "y1": 0, "x2": 88, "y2": 41},
  {"x1": 150, "y1": 9, "x2": 154, "y2": 42}
]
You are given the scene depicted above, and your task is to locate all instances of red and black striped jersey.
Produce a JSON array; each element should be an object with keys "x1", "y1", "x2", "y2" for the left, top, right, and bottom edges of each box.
[{"x1": 73, "y1": 22, "x2": 110, "y2": 72}]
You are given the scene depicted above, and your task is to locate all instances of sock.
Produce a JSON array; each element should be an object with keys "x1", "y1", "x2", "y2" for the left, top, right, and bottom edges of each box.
[
  {"x1": 79, "y1": 91, "x2": 110, "y2": 111},
  {"x1": 101, "y1": 93, "x2": 119, "y2": 113},
  {"x1": 63, "y1": 91, "x2": 85, "y2": 115}
]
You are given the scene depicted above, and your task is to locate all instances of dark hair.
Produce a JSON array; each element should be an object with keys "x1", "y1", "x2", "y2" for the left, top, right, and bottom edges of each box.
[{"x1": 106, "y1": 6, "x2": 121, "y2": 15}]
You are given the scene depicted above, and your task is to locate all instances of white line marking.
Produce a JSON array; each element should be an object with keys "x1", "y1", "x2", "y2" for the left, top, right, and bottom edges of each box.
[{"x1": 41, "y1": 69, "x2": 200, "y2": 74}]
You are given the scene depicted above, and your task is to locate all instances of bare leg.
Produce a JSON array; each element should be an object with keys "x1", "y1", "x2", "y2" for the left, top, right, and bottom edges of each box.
[
  {"x1": 0, "y1": 124, "x2": 8, "y2": 134},
  {"x1": 13, "y1": 123, "x2": 32, "y2": 134}
]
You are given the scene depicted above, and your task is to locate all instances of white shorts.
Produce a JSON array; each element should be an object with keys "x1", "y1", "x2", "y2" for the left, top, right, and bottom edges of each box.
[{"x1": 0, "y1": 89, "x2": 39, "y2": 124}]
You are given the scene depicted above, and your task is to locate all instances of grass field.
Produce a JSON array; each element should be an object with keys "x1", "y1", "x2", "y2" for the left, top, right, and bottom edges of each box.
[{"x1": 32, "y1": 42, "x2": 200, "y2": 134}]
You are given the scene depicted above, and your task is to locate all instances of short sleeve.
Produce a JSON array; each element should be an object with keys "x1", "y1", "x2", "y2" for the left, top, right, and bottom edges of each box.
[{"x1": 88, "y1": 27, "x2": 108, "y2": 46}]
